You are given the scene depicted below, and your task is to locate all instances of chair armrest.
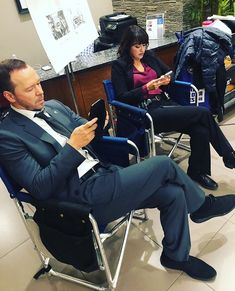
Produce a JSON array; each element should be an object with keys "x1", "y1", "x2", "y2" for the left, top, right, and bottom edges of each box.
[
  {"x1": 93, "y1": 135, "x2": 140, "y2": 167},
  {"x1": 101, "y1": 136, "x2": 140, "y2": 159},
  {"x1": 101, "y1": 135, "x2": 129, "y2": 144},
  {"x1": 173, "y1": 80, "x2": 199, "y2": 94},
  {"x1": 111, "y1": 100, "x2": 147, "y2": 117},
  {"x1": 170, "y1": 81, "x2": 199, "y2": 106},
  {"x1": 173, "y1": 80, "x2": 193, "y2": 87}
]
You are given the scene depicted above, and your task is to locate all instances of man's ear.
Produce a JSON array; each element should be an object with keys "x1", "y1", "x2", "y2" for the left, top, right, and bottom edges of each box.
[{"x1": 3, "y1": 91, "x2": 15, "y2": 103}]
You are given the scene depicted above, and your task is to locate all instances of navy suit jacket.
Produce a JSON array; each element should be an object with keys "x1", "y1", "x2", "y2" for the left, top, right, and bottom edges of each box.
[{"x1": 0, "y1": 100, "x2": 93, "y2": 202}]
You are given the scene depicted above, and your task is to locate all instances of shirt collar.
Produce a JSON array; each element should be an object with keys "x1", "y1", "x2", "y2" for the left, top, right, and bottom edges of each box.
[{"x1": 11, "y1": 105, "x2": 43, "y2": 120}]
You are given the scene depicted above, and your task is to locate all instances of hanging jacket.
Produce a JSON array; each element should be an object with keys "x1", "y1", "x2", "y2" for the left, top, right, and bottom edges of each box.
[
  {"x1": 174, "y1": 26, "x2": 232, "y2": 121},
  {"x1": 175, "y1": 26, "x2": 232, "y2": 93}
]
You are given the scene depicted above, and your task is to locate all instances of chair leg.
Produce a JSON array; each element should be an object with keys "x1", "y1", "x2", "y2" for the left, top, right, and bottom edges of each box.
[
  {"x1": 48, "y1": 268, "x2": 110, "y2": 290},
  {"x1": 160, "y1": 133, "x2": 190, "y2": 158},
  {"x1": 34, "y1": 264, "x2": 52, "y2": 279},
  {"x1": 133, "y1": 209, "x2": 148, "y2": 222},
  {"x1": 167, "y1": 133, "x2": 184, "y2": 158}
]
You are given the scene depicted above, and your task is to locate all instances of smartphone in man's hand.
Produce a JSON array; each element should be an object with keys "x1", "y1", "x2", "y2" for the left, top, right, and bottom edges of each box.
[{"x1": 88, "y1": 99, "x2": 106, "y2": 139}]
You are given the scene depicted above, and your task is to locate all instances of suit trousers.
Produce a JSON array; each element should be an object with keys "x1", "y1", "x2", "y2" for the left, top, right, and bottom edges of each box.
[
  {"x1": 148, "y1": 104, "x2": 233, "y2": 175},
  {"x1": 80, "y1": 156, "x2": 205, "y2": 261}
]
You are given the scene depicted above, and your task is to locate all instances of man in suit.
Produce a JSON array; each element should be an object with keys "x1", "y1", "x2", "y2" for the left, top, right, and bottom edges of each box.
[{"x1": 0, "y1": 58, "x2": 235, "y2": 281}]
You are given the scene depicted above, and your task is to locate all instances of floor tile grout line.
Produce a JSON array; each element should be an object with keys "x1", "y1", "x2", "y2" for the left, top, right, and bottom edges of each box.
[
  {"x1": 204, "y1": 281, "x2": 217, "y2": 291},
  {"x1": 132, "y1": 220, "x2": 162, "y2": 248},
  {"x1": 0, "y1": 237, "x2": 30, "y2": 260},
  {"x1": 165, "y1": 273, "x2": 183, "y2": 290}
]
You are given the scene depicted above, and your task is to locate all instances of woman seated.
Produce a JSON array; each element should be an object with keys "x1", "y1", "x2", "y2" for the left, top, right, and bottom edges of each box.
[{"x1": 111, "y1": 24, "x2": 235, "y2": 190}]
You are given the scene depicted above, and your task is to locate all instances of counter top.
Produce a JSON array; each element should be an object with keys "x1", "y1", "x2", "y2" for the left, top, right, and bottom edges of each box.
[{"x1": 37, "y1": 35, "x2": 177, "y2": 82}]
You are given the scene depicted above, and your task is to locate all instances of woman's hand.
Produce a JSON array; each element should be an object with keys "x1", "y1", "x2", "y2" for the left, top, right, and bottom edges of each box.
[
  {"x1": 146, "y1": 75, "x2": 171, "y2": 90},
  {"x1": 146, "y1": 79, "x2": 160, "y2": 90},
  {"x1": 159, "y1": 75, "x2": 171, "y2": 85}
]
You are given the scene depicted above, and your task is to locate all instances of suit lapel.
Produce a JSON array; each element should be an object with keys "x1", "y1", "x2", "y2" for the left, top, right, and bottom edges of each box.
[
  {"x1": 10, "y1": 109, "x2": 62, "y2": 152},
  {"x1": 45, "y1": 106, "x2": 74, "y2": 133},
  {"x1": 24, "y1": 121, "x2": 62, "y2": 152}
]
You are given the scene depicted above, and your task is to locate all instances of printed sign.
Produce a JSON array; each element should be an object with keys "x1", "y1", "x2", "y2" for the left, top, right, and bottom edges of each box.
[
  {"x1": 146, "y1": 13, "x2": 165, "y2": 39},
  {"x1": 26, "y1": 0, "x2": 98, "y2": 73}
]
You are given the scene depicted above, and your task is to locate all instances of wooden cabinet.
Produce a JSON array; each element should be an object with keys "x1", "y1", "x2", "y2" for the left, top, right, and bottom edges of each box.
[
  {"x1": 75, "y1": 65, "x2": 111, "y2": 117},
  {"x1": 155, "y1": 43, "x2": 179, "y2": 68},
  {"x1": 42, "y1": 75, "x2": 80, "y2": 113}
]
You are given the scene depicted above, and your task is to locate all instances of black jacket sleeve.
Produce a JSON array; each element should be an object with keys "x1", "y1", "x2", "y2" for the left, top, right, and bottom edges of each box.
[{"x1": 111, "y1": 59, "x2": 144, "y2": 105}]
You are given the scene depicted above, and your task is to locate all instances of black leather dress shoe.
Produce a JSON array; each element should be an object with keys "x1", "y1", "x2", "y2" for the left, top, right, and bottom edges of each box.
[
  {"x1": 160, "y1": 252, "x2": 216, "y2": 281},
  {"x1": 188, "y1": 173, "x2": 218, "y2": 190},
  {"x1": 190, "y1": 194, "x2": 235, "y2": 223},
  {"x1": 223, "y1": 151, "x2": 235, "y2": 169}
]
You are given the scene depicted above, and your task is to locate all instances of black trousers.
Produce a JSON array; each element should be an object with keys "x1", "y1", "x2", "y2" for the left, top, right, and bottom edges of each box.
[{"x1": 148, "y1": 102, "x2": 233, "y2": 175}]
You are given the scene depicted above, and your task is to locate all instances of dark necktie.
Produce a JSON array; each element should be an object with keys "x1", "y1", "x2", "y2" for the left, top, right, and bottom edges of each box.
[{"x1": 34, "y1": 110, "x2": 71, "y2": 137}]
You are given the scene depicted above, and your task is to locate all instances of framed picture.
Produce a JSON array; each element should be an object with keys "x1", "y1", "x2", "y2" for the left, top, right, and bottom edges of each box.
[{"x1": 15, "y1": 0, "x2": 29, "y2": 14}]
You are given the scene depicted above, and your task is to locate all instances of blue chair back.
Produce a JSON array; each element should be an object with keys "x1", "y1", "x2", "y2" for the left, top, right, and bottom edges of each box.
[
  {"x1": 172, "y1": 66, "x2": 210, "y2": 110},
  {"x1": 0, "y1": 165, "x2": 34, "y2": 203},
  {"x1": 103, "y1": 79, "x2": 116, "y2": 103},
  {"x1": 94, "y1": 136, "x2": 136, "y2": 167},
  {"x1": 103, "y1": 80, "x2": 150, "y2": 157}
]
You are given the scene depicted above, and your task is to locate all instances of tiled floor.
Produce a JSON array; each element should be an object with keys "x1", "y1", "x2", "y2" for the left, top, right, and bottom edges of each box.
[{"x1": 0, "y1": 107, "x2": 235, "y2": 291}]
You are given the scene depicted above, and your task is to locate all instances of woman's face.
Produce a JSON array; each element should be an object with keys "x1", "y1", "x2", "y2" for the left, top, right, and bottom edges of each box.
[{"x1": 130, "y1": 43, "x2": 147, "y2": 61}]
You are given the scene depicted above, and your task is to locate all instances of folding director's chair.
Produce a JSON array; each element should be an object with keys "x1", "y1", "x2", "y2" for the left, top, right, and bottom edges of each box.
[{"x1": 0, "y1": 136, "x2": 144, "y2": 291}]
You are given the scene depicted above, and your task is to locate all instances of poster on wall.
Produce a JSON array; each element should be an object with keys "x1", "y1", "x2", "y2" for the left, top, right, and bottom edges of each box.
[{"x1": 25, "y1": 0, "x2": 98, "y2": 73}]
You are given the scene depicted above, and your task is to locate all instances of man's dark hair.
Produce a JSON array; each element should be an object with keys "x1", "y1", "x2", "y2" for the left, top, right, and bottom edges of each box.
[
  {"x1": 0, "y1": 59, "x2": 27, "y2": 94},
  {"x1": 118, "y1": 25, "x2": 149, "y2": 59}
]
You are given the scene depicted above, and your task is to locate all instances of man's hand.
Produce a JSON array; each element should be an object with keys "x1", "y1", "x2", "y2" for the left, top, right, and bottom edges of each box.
[{"x1": 67, "y1": 118, "x2": 98, "y2": 150}]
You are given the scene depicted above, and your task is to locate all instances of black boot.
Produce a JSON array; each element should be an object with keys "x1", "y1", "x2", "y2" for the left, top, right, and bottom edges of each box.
[
  {"x1": 160, "y1": 252, "x2": 216, "y2": 281},
  {"x1": 187, "y1": 171, "x2": 218, "y2": 190},
  {"x1": 190, "y1": 194, "x2": 235, "y2": 223}
]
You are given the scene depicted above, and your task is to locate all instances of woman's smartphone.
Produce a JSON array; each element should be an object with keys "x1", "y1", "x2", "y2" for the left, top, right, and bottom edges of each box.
[
  {"x1": 88, "y1": 99, "x2": 106, "y2": 139},
  {"x1": 164, "y1": 70, "x2": 173, "y2": 77}
]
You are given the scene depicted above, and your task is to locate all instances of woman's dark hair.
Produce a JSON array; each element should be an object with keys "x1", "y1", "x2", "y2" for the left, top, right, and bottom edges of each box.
[
  {"x1": 0, "y1": 59, "x2": 27, "y2": 94},
  {"x1": 118, "y1": 25, "x2": 149, "y2": 58}
]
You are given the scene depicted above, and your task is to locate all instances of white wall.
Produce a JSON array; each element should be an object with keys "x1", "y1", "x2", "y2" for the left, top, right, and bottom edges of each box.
[
  {"x1": 0, "y1": 0, "x2": 113, "y2": 67},
  {"x1": 87, "y1": 0, "x2": 113, "y2": 28}
]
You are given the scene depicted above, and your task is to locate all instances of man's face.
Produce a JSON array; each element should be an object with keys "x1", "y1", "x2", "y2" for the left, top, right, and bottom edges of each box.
[{"x1": 6, "y1": 65, "x2": 45, "y2": 110}]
